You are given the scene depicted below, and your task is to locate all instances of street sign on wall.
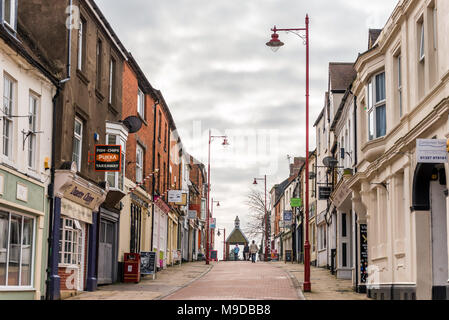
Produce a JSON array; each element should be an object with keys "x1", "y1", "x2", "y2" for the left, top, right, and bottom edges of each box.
[
  {"x1": 416, "y1": 139, "x2": 448, "y2": 163},
  {"x1": 95, "y1": 145, "x2": 121, "y2": 172},
  {"x1": 319, "y1": 187, "x2": 332, "y2": 200},
  {"x1": 168, "y1": 190, "x2": 183, "y2": 203}
]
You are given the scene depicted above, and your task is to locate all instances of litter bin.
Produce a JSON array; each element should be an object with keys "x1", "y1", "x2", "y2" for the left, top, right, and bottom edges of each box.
[{"x1": 124, "y1": 253, "x2": 141, "y2": 283}]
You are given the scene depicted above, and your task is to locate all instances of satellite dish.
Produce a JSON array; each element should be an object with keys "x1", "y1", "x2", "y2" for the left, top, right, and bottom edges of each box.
[
  {"x1": 323, "y1": 156, "x2": 338, "y2": 168},
  {"x1": 123, "y1": 116, "x2": 142, "y2": 134}
]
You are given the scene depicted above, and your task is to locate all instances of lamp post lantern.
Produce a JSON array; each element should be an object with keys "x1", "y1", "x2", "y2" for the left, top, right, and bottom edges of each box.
[
  {"x1": 266, "y1": 14, "x2": 311, "y2": 292},
  {"x1": 206, "y1": 130, "x2": 229, "y2": 265},
  {"x1": 253, "y1": 175, "x2": 268, "y2": 261}
]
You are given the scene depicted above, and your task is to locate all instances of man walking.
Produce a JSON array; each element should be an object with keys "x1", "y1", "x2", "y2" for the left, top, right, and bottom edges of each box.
[
  {"x1": 243, "y1": 243, "x2": 250, "y2": 261},
  {"x1": 249, "y1": 240, "x2": 259, "y2": 263},
  {"x1": 234, "y1": 244, "x2": 240, "y2": 261}
]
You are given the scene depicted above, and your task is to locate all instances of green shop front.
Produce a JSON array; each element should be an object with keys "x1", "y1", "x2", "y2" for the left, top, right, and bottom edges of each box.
[{"x1": 0, "y1": 166, "x2": 49, "y2": 300}]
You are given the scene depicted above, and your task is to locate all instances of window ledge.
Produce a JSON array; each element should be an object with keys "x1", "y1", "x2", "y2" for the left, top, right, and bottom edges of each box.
[
  {"x1": 0, "y1": 287, "x2": 35, "y2": 292},
  {"x1": 138, "y1": 113, "x2": 148, "y2": 127},
  {"x1": 361, "y1": 136, "x2": 386, "y2": 163},
  {"x1": 76, "y1": 69, "x2": 90, "y2": 86},
  {"x1": 95, "y1": 88, "x2": 105, "y2": 102},
  {"x1": 108, "y1": 103, "x2": 119, "y2": 116}
]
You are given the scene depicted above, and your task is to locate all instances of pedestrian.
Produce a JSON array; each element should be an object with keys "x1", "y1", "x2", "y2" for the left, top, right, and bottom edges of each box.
[
  {"x1": 249, "y1": 240, "x2": 259, "y2": 263},
  {"x1": 233, "y1": 244, "x2": 240, "y2": 261},
  {"x1": 243, "y1": 243, "x2": 250, "y2": 261}
]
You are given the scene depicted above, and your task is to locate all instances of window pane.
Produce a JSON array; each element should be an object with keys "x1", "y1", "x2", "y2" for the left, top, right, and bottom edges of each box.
[
  {"x1": 375, "y1": 73, "x2": 386, "y2": 102},
  {"x1": 4, "y1": 0, "x2": 12, "y2": 26},
  {"x1": 0, "y1": 212, "x2": 9, "y2": 285},
  {"x1": 107, "y1": 134, "x2": 117, "y2": 145},
  {"x1": 367, "y1": 82, "x2": 373, "y2": 109},
  {"x1": 20, "y1": 217, "x2": 33, "y2": 286},
  {"x1": 420, "y1": 24, "x2": 425, "y2": 60},
  {"x1": 74, "y1": 120, "x2": 82, "y2": 135},
  {"x1": 106, "y1": 222, "x2": 114, "y2": 244},
  {"x1": 368, "y1": 110, "x2": 374, "y2": 141},
  {"x1": 107, "y1": 172, "x2": 116, "y2": 189},
  {"x1": 376, "y1": 104, "x2": 386, "y2": 138},
  {"x1": 8, "y1": 215, "x2": 22, "y2": 286}
]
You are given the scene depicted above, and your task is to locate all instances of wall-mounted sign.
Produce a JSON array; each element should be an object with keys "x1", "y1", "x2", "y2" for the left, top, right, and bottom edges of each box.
[
  {"x1": 283, "y1": 210, "x2": 293, "y2": 222},
  {"x1": 188, "y1": 210, "x2": 197, "y2": 219},
  {"x1": 290, "y1": 198, "x2": 302, "y2": 207},
  {"x1": 360, "y1": 224, "x2": 368, "y2": 284},
  {"x1": 175, "y1": 193, "x2": 187, "y2": 206},
  {"x1": 63, "y1": 183, "x2": 103, "y2": 211},
  {"x1": 319, "y1": 186, "x2": 332, "y2": 200},
  {"x1": 168, "y1": 190, "x2": 183, "y2": 203},
  {"x1": 95, "y1": 145, "x2": 121, "y2": 172},
  {"x1": 416, "y1": 139, "x2": 448, "y2": 164},
  {"x1": 16, "y1": 182, "x2": 28, "y2": 202}
]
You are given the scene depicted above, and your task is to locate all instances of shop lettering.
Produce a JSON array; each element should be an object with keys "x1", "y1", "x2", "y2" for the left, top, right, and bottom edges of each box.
[{"x1": 69, "y1": 187, "x2": 95, "y2": 204}]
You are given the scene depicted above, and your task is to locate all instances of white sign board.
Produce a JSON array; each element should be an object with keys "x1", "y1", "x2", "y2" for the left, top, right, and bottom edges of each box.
[
  {"x1": 188, "y1": 210, "x2": 197, "y2": 219},
  {"x1": 168, "y1": 190, "x2": 183, "y2": 203},
  {"x1": 416, "y1": 139, "x2": 448, "y2": 164}
]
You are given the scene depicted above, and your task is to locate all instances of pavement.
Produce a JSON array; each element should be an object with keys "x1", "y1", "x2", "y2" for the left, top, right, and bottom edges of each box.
[
  {"x1": 65, "y1": 260, "x2": 370, "y2": 300},
  {"x1": 66, "y1": 261, "x2": 212, "y2": 300},
  {"x1": 164, "y1": 260, "x2": 302, "y2": 300},
  {"x1": 273, "y1": 261, "x2": 371, "y2": 300}
]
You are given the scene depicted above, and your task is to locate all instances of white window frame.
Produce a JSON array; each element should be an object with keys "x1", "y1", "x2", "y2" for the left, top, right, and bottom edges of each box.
[
  {"x1": 58, "y1": 217, "x2": 82, "y2": 267},
  {"x1": 136, "y1": 144, "x2": 143, "y2": 183},
  {"x1": 433, "y1": 7, "x2": 437, "y2": 50},
  {"x1": 3, "y1": 0, "x2": 17, "y2": 30},
  {"x1": 367, "y1": 71, "x2": 387, "y2": 141},
  {"x1": 137, "y1": 88, "x2": 145, "y2": 119},
  {"x1": 72, "y1": 118, "x2": 83, "y2": 172},
  {"x1": 108, "y1": 58, "x2": 116, "y2": 105},
  {"x1": 419, "y1": 22, "x2": 425, "y2": 62},
  {"x1": 77, "y1": 18, "x2": 85, "y2": 71},
  {"x1": 105, "y1": 134, "x2": 126, "y2": 191},
  {"x1": 2, "y1": 75, "x2": 14, "y2": 159},
  {"x1": 0, "y1": 210, "x2": 36, "y2": 289},
  {"x1": 397, "y1": 55, "x2": 403, "y2": 118},
  {"x1": 28, "y1": 94, "x2": 38, "y2": 170}
]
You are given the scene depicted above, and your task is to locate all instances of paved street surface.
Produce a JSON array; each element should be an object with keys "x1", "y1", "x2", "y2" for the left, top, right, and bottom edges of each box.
[
  {"x1": 164, "y1": 261, "x2": 302, "y2": 300},
  {"x1": 274, "y1": 261, "x2": 370, "y2": 300},
  {"x1": 66, "y1": 261, "x2": 211, "y2": 300}
]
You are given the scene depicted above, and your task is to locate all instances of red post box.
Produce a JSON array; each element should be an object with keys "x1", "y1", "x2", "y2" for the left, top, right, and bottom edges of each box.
[{"x1": 123, "y1": 253, "x2": 141, "y2": 283}]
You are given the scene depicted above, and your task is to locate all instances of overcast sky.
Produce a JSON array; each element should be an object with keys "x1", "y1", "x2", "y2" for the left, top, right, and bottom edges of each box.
[{"x1": 96, "y1": 0, "x2": 398, "y2": 259}]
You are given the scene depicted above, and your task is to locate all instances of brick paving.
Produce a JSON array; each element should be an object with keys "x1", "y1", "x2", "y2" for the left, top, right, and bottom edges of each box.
[
  {"x1": 66, "y1": 261, "x2": 211, "y2": 300},
  {"x1": 163, "y1": 261, "x2": 302, "y2": 300},
  {"x1": 273, "y1": 261, "x2": 371, "y2": 300}
]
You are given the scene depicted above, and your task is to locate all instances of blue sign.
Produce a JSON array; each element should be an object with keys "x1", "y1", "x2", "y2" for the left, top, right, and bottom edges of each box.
[{"x1": 283, "y1": 210, "x2": 293, "y2": 222}]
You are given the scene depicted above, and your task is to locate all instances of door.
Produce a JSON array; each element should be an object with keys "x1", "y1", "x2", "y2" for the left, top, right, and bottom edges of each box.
[{"x1": 98, "y1": 220, "x2": 114, "y2": 284}]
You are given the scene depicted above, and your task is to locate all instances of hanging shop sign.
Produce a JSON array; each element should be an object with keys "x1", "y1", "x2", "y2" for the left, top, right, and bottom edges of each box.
[
  {"x1": 175, "y1": 193, "x2": 188, "y2": 206},
  {"x1": 416, "y1": 139, "x2": 448, "y2": 164},
  {"x1": 360, "y1": 224, "x2": 368, "y2": 284},
  {"x1": 319, "y1": 186, "x2": 332, "y2": 200},
  {"x1": 290, "y1": 198, "x2": 302, "y2": 207},
  {"x1": 188, "y1": 210, "x2": 197, "y2": 219},
  {"x1": 168, "y1": 190, "x2": 183, "y2": 203},
  {"x1": 95, "y1": 145, "x2": 121, "y2": 172},
  {"x1": 209, "y1": 218, "x2": 216, "y2": 229},
  {"x1": 283, "y1": 210, "x2": 293, "y2": 222}
]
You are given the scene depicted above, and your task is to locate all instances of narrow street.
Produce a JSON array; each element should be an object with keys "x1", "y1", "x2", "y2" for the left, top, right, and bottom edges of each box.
[{"x1": 164, "y1": 261, "x2": 301, "y2": 300}]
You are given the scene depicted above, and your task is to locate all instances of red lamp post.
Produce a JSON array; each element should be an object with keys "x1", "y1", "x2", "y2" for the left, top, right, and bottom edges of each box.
[
  {"x1": 253, "y1": 175, "x2": 268, "y2": 261},
  {"x1": 206, "y1": 130, "x2": 229, "y2": 265},
  {"x1": 266, "y1": 14, "x2": 311, "y2": 292}
]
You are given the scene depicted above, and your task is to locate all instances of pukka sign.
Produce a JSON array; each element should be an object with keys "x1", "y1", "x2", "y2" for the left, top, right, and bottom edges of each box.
[{"x1": 95, "y1": 145, "x2": 121, "y2": 171}]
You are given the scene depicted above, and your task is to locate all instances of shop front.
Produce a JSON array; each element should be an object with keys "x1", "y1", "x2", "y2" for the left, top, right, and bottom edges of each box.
[
  {"x1": 48, "y1": 163, "x2": 107, "y2": 300},
  {"x1": 153, "y1": 197, "x2": 170, "y2": 270},
  {"x1": 0, "y1": 166, "x2": 48, "y2": 300}
]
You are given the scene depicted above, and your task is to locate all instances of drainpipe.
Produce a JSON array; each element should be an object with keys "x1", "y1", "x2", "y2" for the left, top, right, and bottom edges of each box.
[
  {"x1": 46, "y1": 0, "x2": 73, "y2": 300},
  {"x1": 150, "y1": 97, "x2": 159, "y2": 250},
  {"x1": 353, "y1": 94, "x2": 358, "y2": 172}
]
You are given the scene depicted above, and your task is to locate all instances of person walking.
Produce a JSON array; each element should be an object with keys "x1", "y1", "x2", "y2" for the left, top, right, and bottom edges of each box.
[
  {"x1": 233, "y1": 244, "x2": 240, "y2": 261},
  {"x1": 249, "y1": 240, "x2": 259, "y2": 263},
  {"x1": 243, "y1": 244, "x2": 250, "y2": 261}
]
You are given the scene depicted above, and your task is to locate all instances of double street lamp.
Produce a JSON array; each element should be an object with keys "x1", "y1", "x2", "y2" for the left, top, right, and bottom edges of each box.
[
  {"x1": 266, "y1": 14, "x2": 311, "y2": 292},
  {"x1": 206, "y1": 130, "x2": 229, "y2": 265},
  {"x1": 252, "y1": 175, "x2": 268, "y2": 261}
]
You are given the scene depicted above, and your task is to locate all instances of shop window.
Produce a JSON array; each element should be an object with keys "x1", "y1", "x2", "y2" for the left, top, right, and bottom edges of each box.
[
  {"x1": 130, "y1": 203, "x2": 142, "y2": 253},
  {"x1": 0, "y1": 211, "x2": 35, "y2": 287},
  {"x1": 59, "y1": 218, "x2": 82, "y2": 266},
  {"x1": 2, "y1": 75, "x2": 14, "y2": 159}
]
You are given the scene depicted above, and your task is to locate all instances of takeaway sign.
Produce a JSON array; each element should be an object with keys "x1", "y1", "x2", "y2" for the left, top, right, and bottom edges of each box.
[
  {"x1": 416, "y1": 139, "x2": 448, "y2": 164},
  {"x1": 95, "y1": 145, "x2": 121, "y2": 171}
]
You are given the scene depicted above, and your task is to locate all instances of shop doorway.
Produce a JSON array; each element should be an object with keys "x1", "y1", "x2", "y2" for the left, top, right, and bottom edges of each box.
[{"x1": 98, "y1": 220, "x2": 114, "y2": 284}]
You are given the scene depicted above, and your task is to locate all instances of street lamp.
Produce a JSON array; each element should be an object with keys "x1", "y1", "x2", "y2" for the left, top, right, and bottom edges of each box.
[
  {"x1": 206, "y1": 130, "x2": 229, "y2": 265},
  {"x1": 252, "y1": 175, "x2": 268, "y2": 262},
  {"x1": 266, "y1": 14, "x2": 311, "y2": 292},
  {"x1": 217, "y1": 228, "x2": 226, "y2": 261}
]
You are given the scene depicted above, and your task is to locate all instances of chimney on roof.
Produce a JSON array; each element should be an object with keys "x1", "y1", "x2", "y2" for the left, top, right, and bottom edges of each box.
[{"x1": 290, "y1": 157, "x2": 305, "y2": 177}]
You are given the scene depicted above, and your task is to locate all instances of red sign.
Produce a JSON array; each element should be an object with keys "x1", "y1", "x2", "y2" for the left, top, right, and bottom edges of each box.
[{"x1": 95, "y1": 145, "x2": 122, "y2": 172}]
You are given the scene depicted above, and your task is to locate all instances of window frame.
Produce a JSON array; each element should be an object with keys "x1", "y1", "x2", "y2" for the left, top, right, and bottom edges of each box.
[
  {"x1": 137, "y1": 87, "x2": 145, "y2": 119},
  {"x1": 58, "y1": 217, "x2": 82, "y2": 267},
  {"x1": 108, "y1": 57, "x2": 116, "y2": 106},
  {"x1": 2, "y1": 75, "x2": 14, "y2": 159},
  {"x1": 136, "y1": 144, "x2": 144, "y2": 184},
  {"x1": 72, "y1": 117, "x2": 83, "y2": 172},
  {"x1": 27, "y1": 94, "x2": 38, "y2": 169},
  {"x1": 367, "y1": 71, "x2": 387, "y2": 141},
  {"x1": 0, "y1": 210, "x2": 36, "y2": 289},
  {"x1": 3, "y1": 0, "x2": 17, "y2": 31},
  {"x1": 105, "y1": 133, "x2": 126, "y2": 191},
  {"x1": 419, "y1": 21, "x2": 425, "y2": 62},
  {"x1": 77, "y1": 17, "x2": 86, "y2": 71},
  {"x1": 96, "y1": 38, "x2": 103, "y2": 90}
]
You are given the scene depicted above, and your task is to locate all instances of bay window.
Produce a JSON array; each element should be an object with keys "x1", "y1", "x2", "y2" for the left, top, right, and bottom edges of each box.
[
  {"x1": 0, "y1": 211, "x2": 35, "y2": 287},
  {"x1": 367, "y1": 71, "x2": 386, "y2": 141},
  {"x1": 106, "y1": 134, "x2": 125, "y2": 191}
]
